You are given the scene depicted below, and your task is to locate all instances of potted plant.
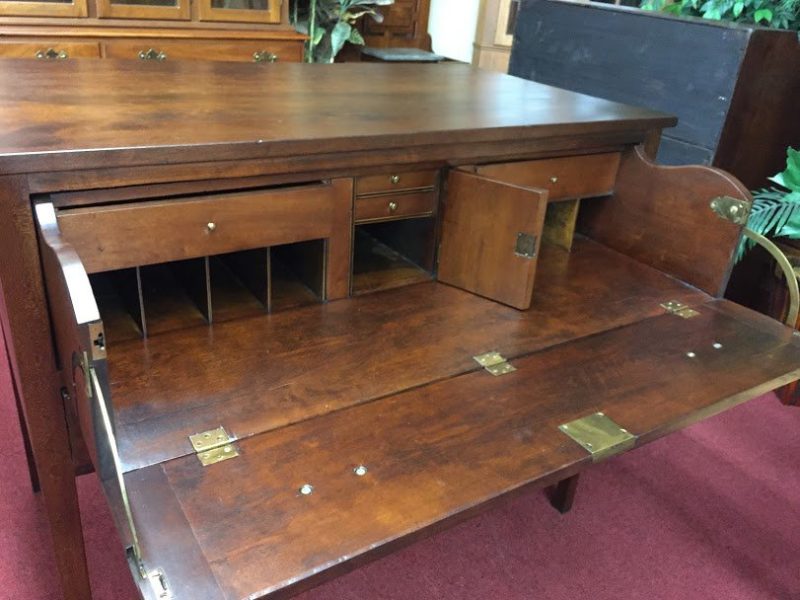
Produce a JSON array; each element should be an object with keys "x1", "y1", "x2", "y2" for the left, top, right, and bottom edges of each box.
[
  {"x1": 640, "y1": 0, "x2": 799, "y2": 30},
  {"x1": 737, "y1": 147, "x2": 800, "y2": 263},
  {"x1": 291, "y1": 0, "x2": 395, "y2": 63}
]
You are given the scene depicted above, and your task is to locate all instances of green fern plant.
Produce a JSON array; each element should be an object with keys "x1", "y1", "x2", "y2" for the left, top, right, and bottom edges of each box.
[{"x1": 736, "y1": 147, "x2": 800, "y2": 262}]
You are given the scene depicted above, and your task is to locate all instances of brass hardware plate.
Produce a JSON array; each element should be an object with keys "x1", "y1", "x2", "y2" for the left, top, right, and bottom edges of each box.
[
  {"x1": 514, "y1": 233, "x2": 537, "y2": 259},
  {"x1": 473, "y1": 351, "x2": 516, "y2": 376},
  {"x1": 559, "y1": 412, "x2": 636, "y2": 462},
  {"x1": 139, "y1": 48, "x2": 167, "y2": 61},
  {"x1": 253, "y1": 50, "x2": 279, "y2": 63},
  {"x1": 145, "y1": 568, "x2": 172, "y2": 599},
  {"x1": 189, "y1": 426, "x2": 239, "y2": 466},
  {"x1": 36, "y1": 48, "x2": 68, "y2": 60},
  {"x1": 710, "y1": 196, "x2": 751, "y2": 225},
  {"x1": 660, "y1": 300, "x2": 699, "y2": 319}
]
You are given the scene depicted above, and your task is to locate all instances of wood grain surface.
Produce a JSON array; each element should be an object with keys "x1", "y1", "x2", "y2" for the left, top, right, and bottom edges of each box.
[
  {"x1": 0, "y1": 62, "x2": 675, "y2": 174},
  {"x1": 579, "y1": 146, "x2": 748, "y2": 296},
  {"x1": 109, "y1": 237, "x2": 710, "y2": 471},
  {"x1": 122, "y1": 298, "x2": 800, "y2": 600}
]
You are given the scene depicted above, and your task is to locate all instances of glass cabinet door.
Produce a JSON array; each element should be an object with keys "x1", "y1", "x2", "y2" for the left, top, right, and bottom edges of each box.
[
  {"x1": 0, "y1": 0, "x2": 88, "y2": 18},
  {"x1": 198, "y1": 0, "x2": 281, "y2": 24},
  {"x1": 96, "y1": 0, "x2": 189, "y2": 20}
]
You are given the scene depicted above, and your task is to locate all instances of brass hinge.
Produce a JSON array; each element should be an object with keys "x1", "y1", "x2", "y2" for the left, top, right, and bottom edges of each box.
[
  {"x1": 559, "y1": 412, "x2": 636, "y2": 462},
  {"x1": 473, "y1": 351, "x2": 516, "y2": 376},
  {"x1": 660, "y1": 300, "x2": 700, "y2": 319},
  {"x1": 189, "y1": 426, "x2": 239, "y2": 466}
]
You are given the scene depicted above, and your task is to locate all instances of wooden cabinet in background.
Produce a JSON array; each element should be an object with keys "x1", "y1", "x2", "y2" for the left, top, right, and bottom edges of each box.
[
  {"x1": 0, "y1": 0, "x2": 301, "y2": 62},
  {"x1": 361, "y1": 0, "x2": 431, "y2": 50}
]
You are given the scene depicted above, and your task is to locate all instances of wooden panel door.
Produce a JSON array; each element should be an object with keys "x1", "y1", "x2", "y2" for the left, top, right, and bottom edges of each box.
[
  {"x1": 437, "y1": 169, "x2": 548, "y2": 309},
  {"x1": 0, "y1": 0, "x2": 87, "y2": 17}
]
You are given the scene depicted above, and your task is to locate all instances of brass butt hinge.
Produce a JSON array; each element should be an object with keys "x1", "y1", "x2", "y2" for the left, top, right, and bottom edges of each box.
[
  {"x1": 661, "y1": 300, "x2": 700, "y2": 319},
  {"x1": 559, "y1": 412, "x2": 636, "y2": 462},
  {"x1": 473, "y1": 351, "x2": 516, "y2": 376},
  {"x1": 189, "y1": 426, "x2": 239, "y2": 466}
]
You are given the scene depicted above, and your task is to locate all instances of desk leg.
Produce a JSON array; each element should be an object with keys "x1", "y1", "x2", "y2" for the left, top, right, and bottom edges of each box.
[
  {"x1": 0, "y1": 176, "x2": 92, "y2": 600},
  {"x1": 547, "y1": 474, "x2": 580, "y2": 514},
  {"x1": 2, "y1": 325, "x2": 40, "y2": 492}
]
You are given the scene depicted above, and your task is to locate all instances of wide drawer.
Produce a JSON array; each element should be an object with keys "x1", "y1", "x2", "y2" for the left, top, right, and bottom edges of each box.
[
  {"x1": 102, "y1": 39, "x2": 303, "y2": 63},
  {"x1": 354, "y1": 190, "x2": 436, "y2": 223},
  {"x1": 55, "y1": 180, "x2": 350, "y2": 273},
  {"x1": 355, "y1": 169, "x2": 438, "y2": 196},
  {"x1": 0, "y1": 41, "x2": 101, "y2": 60},
  {"x1": 472, "y1": 152, "x2": 621, "y2": 201}
]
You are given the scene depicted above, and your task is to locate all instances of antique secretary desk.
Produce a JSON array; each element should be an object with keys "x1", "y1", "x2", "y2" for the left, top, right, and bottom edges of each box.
[{"x1": 1, "y1": 61, "x2": 799, "y2": 600}]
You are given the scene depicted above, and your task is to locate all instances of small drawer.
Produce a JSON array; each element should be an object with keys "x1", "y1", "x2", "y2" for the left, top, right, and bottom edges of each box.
[
  {"x1": 355, "y1": 191, "x2": 437, "y2": 223},
  {"x1": 473, "y1": 152, "x2": 621, "y2": 201},
  {"x1": 356, "y1": 170, "x2": 438, "y2": 196},
  {"x1": 0, "y1": 41, "x2": 101, "y2": 60},
  {"x1": 102, "y1": 39, "x2": 303, "y2": 63}
]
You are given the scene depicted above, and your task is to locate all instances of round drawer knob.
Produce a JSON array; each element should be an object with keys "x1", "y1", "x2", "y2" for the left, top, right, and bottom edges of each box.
[
  {"x1": 390, "y1": 175, "x2": 401, "y2": 185},
  {"x1": 550, "y1": 176, "x2": 559, "y2": 184},
  {"x1": 207, "y1": 222, "x2": 217, "y2": 232},
  {"x1": 388, "y1": 201, "x2": 398, "y2": 213}
]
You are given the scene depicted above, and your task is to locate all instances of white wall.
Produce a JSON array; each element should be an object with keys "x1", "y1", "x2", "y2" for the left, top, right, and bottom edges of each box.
[{"x1": 428, "y1": 0, "x2": 481, "y2": 63}]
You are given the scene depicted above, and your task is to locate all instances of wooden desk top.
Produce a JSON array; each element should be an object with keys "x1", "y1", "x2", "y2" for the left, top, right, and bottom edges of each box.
[{"x1": 0, "y1": 61, "x2": 675, "y2": 174}]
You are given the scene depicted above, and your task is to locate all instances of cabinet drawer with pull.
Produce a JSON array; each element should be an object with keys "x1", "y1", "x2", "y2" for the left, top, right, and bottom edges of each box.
[
  {"x1": 356, "y1": 169, "x2": 438, "y2": 196},
  {"x1": 102, "y1": 39, "x2": 303, "y2": 63},
  {"x1": 0, "y1": 41, "x2": 101, "y2": 60},
  {"x1": 471, "y1": 152, "x2": 621, "y2": 201},
  {"x1": 55, "y1": 180, "x2": 350, "y2": 274},
  {"x1": 355, "y1": 191, "x2": 437, "y2": 223}
]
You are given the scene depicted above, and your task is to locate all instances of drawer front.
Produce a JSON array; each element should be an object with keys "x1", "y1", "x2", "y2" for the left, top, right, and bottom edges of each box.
[
  {"x1": 355, "y1": 191, "x2": 437, "y2": 223},
  {"x1": 473, "y1": 153, "x2": 621, "y2": 201},
  {"x1": 103, "y1": 39, "x2": 303, "y2": 63},
  {"x1": 56, "y1": 181, "x2": 349, "y2": 273},
  {"x1": 0, "y1": 41, "x2": 101, "y2": 60},
  {"x1": 356, "y1": 169, "x2": 438, "y2": 196}
]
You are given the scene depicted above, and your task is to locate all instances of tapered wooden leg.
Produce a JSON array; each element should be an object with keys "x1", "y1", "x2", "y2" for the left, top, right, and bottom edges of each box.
[
  {"x1": 547, "y1": 473, "x2": 580, "y2": 514},
  {"x1": 0, "y1": 176, "x2": 92, "y2": 600}
]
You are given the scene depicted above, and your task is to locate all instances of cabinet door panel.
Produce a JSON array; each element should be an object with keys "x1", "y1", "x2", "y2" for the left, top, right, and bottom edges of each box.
[
  {"x1": 0, "y1": 0, "x2": 87, "y2": 17},
  {"x1": 438, "y1": 169, "x2": 547, "y2": 309},
  {"x1": 97, "y1": 0, "x2": 189, "y2": 21},
  {"x1": 198, "y1": 0, "x2": 281, "y2": 24}
]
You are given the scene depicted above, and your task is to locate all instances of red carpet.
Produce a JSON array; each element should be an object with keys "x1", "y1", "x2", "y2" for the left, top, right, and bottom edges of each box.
[{"x1": 1, "y1": 331, "x2": 799, "y2": 600}]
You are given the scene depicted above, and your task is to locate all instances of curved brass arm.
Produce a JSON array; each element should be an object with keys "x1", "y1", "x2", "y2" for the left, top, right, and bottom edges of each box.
[
  {"x1": 711, "y1": 196, "x2": 800, "y2": 327},
  {"x1": 743, "y1": 228, "x2": 800, "y2": 327}
]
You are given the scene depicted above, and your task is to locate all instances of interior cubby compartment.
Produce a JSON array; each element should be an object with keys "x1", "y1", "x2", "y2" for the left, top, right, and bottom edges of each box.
[
  {"x1": 139, "y1": 260, "x2": 210, "y2": 337},
  {"x1": 270, "y1": 239, "x2": 325, "y2": 312},
  {"x1": 352, "y1": 217, "x2": 436, "y2": 295},
  {"x1": 542, "y1": 199, "x2": 581, "y2": 252},
  {"x1": 211, "y1": 250, "x2": 269, "y2": 323},
  {"x1": 88, "y1": 269, "x2": 144, "y2": 344}
]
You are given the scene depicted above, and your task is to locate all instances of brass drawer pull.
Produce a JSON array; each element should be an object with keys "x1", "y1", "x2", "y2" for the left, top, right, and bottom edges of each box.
[
  {"x1": 139, "y1": 49, "x2": 167, "y2": 61},
  {"x1": 388, "y1": 201, "x2": 398, "y2": 213},
  {"x1": 35, "y1": 48, "x2": 68, "y2": 60},
  {"x1": 206, "y1": 222, "x2": 217, "y2": 232},
  {"x1": 253, "y1": 51, "x2": 279, "y2": 63},
  {"x1": 390, "y1": 175, "x2": 401, "y2": 185},
  {"x1": 550, "y1": 176, "x2": 559, "y2": 183}
]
